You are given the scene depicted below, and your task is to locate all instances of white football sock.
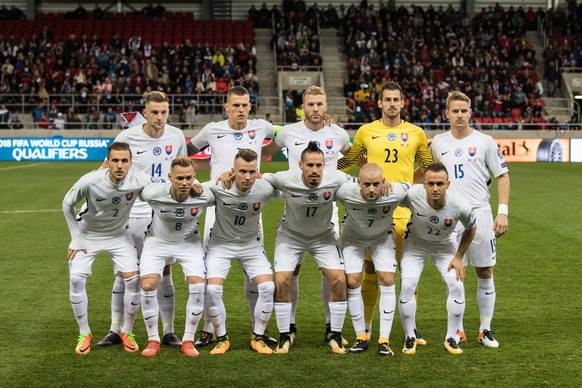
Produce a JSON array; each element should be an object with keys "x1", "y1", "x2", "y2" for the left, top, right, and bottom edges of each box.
[
  {"x1": 329, "y1": 301, "x2": 347, "y2": 333},
  {"x1": 444, "y1": 276, "x2": 465, "y2": 340},
  {"x1": 141, "y1": 289, "x2": 160, "y2": 341},
  {"x1": 274, "y1": 302, "x2": 292, "y2": 334},
  {"x1": 121, "y1": 276, "x2": 140, "y2": 334},
  {"x1": 206, "y1": 284, "x2": 227, "y2": 337},
  {"x1": 245, "y1": 273, "x2": 259, "y2": 325},
  {"x1": 477, "y1": 276, "x2": 495, "y2": 332},
  {"x1": 399, "y1": 277, "x2": 418, "y2": 339},
  {"x1": 378, "y1": 285, "x2": 396, "y2": 340},
  {"x1": 158, "y1": 274, "x2": 175, "y2": 335},
  {"x1": 109, "y1": 275, "x2": 125, "y2": 333},
  {"x1": 253, "y1": 281, "x2": 274, "y2": 335},
  {"x1": 347, "y1": 286, "x2": 365, "y2": 335},
  {"x1": 321, "y1": 274, "x2": 331, "y2": 324},
  {"x1": 184, "y1": 283, "x2": 205, "y2": 342},
  {"x1": 70, "y1": 274, "x2": 90, "y2": 334}
]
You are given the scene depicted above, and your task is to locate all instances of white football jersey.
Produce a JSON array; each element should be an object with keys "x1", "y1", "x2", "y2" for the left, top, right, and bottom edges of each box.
[
  {"x1": 114, "y1": 124, "x2": 187, "y2": 216},
  {"x1": 63, "y1": 169, "x2": 154, "y2": 248},
  {"x1": 336, "y1": 182, "x2": 409, "y2": 241},
  {"x1": 190, "y1": 119, "x2": 275, "y2": 179},
  {"x1": 275, "y1": 121, "x2": 350, "y2": 172},
  {"x1": 139, "y1": 183, "x2": 214, "y2": 242},
  {"x1": 431, "y1": 130, "x2": 508, "y2": 208},
  {"x1": 263, "y1": 170, "x2": 354, "y2": 240},
  {"x1": 401, "y1": 184, "x2": 476, "y2": 244},
  {"x1": 206, "y1": 179, "x2": 276, "y2": 244}
]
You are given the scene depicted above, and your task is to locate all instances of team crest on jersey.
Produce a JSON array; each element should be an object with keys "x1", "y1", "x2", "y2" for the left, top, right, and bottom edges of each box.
[
  {"x1": 368, "y1": 208, "x2": 377, "y2": 214},
  {"x1": 175, "y1": 209, "x2": 185, "y2": 217},
  {"x1": 165, "y1": 145, "x2": 172, "y2": 155},
  {"x1": 308, "y1": 193, "x2": 318, "y2": 201},
  {"x1": 153, "y1": 147, "x2": 162, "y2": 156},
  {"x1": 191, "y1": 207, "x2": 199, "y2": 216},
  {"x1": 401, "y1": 133, "x2": 408, "y2": 142},
  {"x1": 468, "y1": 147, "x2": 477, "y2": 157},
  {"x1": 325, "y1": 140, "x2": 333, "y2": 150},
  {"x1": 234, "y1": 132, "x2": 243, "y2": 140},
  {"x1": 253, "y1": 202, "x2": 261, "y2": 211},
  {"x1": 112, "y1": 196, "x2": 121, "y2": 204},
  {"x1": 248, "y1": 130, "x2": 256, "y2": 139},
  {"x1": 387, "y1": 132, "x2": 396, "y2": 141},
  {"x1": 125, "y1": 193, "x2": 134, "y2": 201},
  {"x1": 455, "y1": 148, "x2": 463, "y2": 157},
  {"x1": 323, "y1": 191, "x2": 331, "y2": 200},
  {"x1": 383, "y1": 206, "x2": 391, "y2": 214},
  {"x1": 430, "y1": 216, "x2": 439, "y2": 224},
  {"x1": 238, "y1": 203, "x2": 248, "y2": 210}
]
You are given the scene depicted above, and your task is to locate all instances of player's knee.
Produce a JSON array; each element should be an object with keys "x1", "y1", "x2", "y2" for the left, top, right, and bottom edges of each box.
[
  {"x1": 475, "y1": 266, "x2": 493, "y2": 279},
  {"x1": 346, "y1": 274, "x2": 360, "y2": 290},
  {"x1": 69, "y1": 273, "x2": 87, "y2": 291},
  {"x1": 141, "y1": 276, "x2": 158, "y2": 292},
  {"x1": 377, "y1": 272, "x2": 395, "y2": 286},
  {"x1": 206, "y1": 284, "x2": 223, "y2": 306},
  {"x1": 446, "y1": 279, "x2": 465, "y2": 300},
  {"x1": 258, "y1": 280, "x2": 275, "y2": 296},
  {"x1": 400, "y1": 277, "x2": 418, "y2": 299}
]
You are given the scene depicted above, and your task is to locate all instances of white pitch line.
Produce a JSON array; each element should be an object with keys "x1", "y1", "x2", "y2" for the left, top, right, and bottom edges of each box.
[
  {"x1": 0, "y1": 163, "x2": 43, "y2": 171},
  {"x1": 0, "y1": 209, "x2": 61, "y2": 214}
]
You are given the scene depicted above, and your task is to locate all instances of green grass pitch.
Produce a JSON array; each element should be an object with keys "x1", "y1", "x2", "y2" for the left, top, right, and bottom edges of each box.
[{"x1": 0, "y1": 161, "x2": 581, "y2": 386}]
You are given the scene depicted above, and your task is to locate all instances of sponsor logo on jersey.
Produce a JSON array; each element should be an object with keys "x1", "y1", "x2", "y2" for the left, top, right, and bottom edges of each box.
[
  {"x1": 165, "y1": 145, "x2": 172, "y2": 155},
  {"x1": 383, "y1": 206, "x2": 391, "y2": 214},
  {"x1": 455, "y1": 148, "x2": 463, "y2": 157},
  {"x1": 153, "y1": 147, "x2": 162, "y2": 156},
  {"x1": 112, "y1": 196, "x2": 121, "y2": 204},
  {"x1": 430, "y1": 215, "x2": 439, "y2": 224},
  {"x1": 191, "y1": 207, "x2": 199, "y2": 216},
  {"x1": 234, "y1": 132, "x2": 243, "y2": 140},
  {"x1": 323, "y1": 191, "x2": 331, "y2": 200},
  {"x1": 125, "y1": 193, "x2": 134, "y2": 201},
  {"x1": 253, "y1": 202, "x2": 261, "y2": 211},
  {"x1": 308, "y1": 193, "x2": 318, "y2": 201},
  {"x1": 468, "y1": 147, "x2": 477, "y2": 157},
  {"x1": 401, "y1": 132, "x2": 408, "y2": 142},
  {"x1": 387, "y1": 132, "x2": 397, "y2": 141},
  {"x1": 248, "y1": 130, "x2": 256, "y2": 139},
  {"x1": 501, "y1": 162, "x2": 507, "y2": 168},
  {"x1": 368, "y1": 208, "x2": 377, "y2": 214},
  {"x1": 325, "y1": 139, "x2": 333, "y2": 150},
  {"x1": 238, "y1": 203, "x2": 248, "y2": 210},
  {"x1": 444, "y1": 219, "x2": 453, "y2": 227},
  {"x1": 175, "y1": 209, "x2": 185, "y2": 217}
]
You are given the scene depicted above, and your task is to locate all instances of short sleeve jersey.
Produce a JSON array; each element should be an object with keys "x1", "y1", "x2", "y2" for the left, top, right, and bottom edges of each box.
[
  {"x1": 401, "y1": 184, "x2": 476, "y2": 244},
  {"x1": 206, "y1": 179, "x2": 276, "y2": 244},
  {"x1": 63, "y1": 169, "x2": 154, "y2": 244},
  {"x1": 263, "y1": 170, "x2": 354, "y2": 240},
  {"x1": 336, "y1": 182, "x2": 409, "y2": 241},
  {"x1": 337, "y1": 120, "x2": 433, "y2": 219},
  {"x1": 275, "y1": 121, "x2": 351, "y2": 172},
  {"x1": 139, "y1": 183, "x2": 214, "y2": 242},
  {"x1": 190, "y1": 119, "x2": 275, "y2": 179},
  {"x1": 114, "y1": 124, "x2": 187, "y2": 216},
  {"x1": 430, "y1": 130, "x2": 508, "y2": 208}
]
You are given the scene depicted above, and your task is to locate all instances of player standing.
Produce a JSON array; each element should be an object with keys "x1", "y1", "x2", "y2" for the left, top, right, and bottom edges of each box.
[
  {"x1": 335, "y1": 163, "x2": 408, "y2": 356},
  {"x1": 338, "y1": 81, "x2": 433, "y2": 343},
  {"x1": 262, "y1": 85, "x2": 351, "y2": 342},
  {"x1": 187, "y1": 86, "x2": 276, "y2": 347},
  {"x1": 431, "y1": 91, "x2": 510, "y2": 348},
  {"x1": 139, "y1": 157, "x2": 214, "y2": 357},
  {"x1": 98, "y1": 91, "x2": 187, "y2": 349},
  {"x1": 63, "y1": 142, "x2": 154, "y2": 354},
  {"x1": 399, "y1": 162, "x2": 476, "y2": 355},
  {"x1": 263, "y1": 142, "x2": 353, "y2": 354},
  {"x1": 204, "y1": 149, "x2": 277, "y2": 355}
]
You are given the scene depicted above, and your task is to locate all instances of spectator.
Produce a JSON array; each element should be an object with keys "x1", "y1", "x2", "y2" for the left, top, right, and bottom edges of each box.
[
  {"x1": 38, "y1": 114, "x2": 50, "y2": 129},
  {"x1": 0, "y1": 104, "x2": 9, "y2": 129},
  {"x1": 153, "y1": 3, "x2": 166, "y2": 20},
  {"x1": 103, "y1": 107, "x2": 117, "y2": 129},
  {"x1": 66, "y1": 107, "x2": 83, "y2": 129},
  {"x1": 32, "y1": 102, "x2": 46, "y2": 124},
  {"x1": 73, "y1": 3, "x2": 87, "y2": 20},
  {"x1": 53, "y1": 112, "x2": 67, "y2": 130},
  {"x1": 185, "y1": 100, "x2": 198, "y2": 129}
]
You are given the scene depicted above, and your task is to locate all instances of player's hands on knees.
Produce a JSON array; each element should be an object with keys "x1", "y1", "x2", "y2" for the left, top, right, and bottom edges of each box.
[
  {"x1": 190, "y1": 183, "x2": 204, "y2": 197},
  {"x1": 68, "y1": 247, "x2": 87, "y2": 261},
  {"x1": 216, "y1": 171, "x2": 235, "y2": 189},
  {"x1": 447, "y1": 257, "x2": 465, "y2": 282},
  {"x1": 493, "y1": 214, "x2": 508, "y2": 238}
]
